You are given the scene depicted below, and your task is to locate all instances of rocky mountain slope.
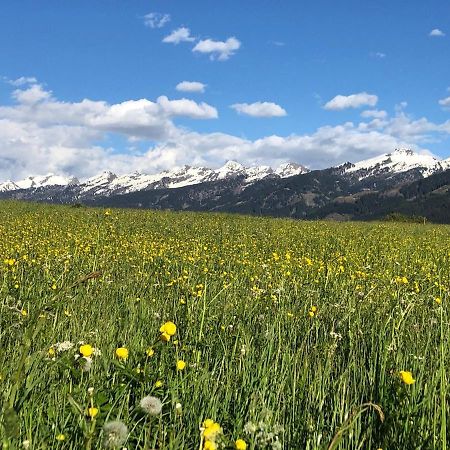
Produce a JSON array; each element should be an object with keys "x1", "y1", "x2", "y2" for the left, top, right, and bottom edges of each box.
[{"x1": 1, "y1": 148, "x2": 449, "y2": 222}]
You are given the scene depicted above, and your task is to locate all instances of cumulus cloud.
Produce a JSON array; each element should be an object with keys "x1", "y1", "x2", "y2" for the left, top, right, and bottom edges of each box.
[
  {"x1": 156, "y1": 96, "x2": 218, "y2": 119},
  {"x1": 176, "y1": 81, "x2": 206, "y2": 93},
  {"x1": 361, "y1": 109, "x2": 388, "y2": 119},
  {"x1": 324, "y1": 92, "x2": 378, "y2": 110},
  {"x1": 1, "y1": 81, "x2": 450, "y2": 182},
  {"x1": 429, "y1": 28, "x2": 445, "y2": 37},
  {"x1": 439, "y1": 96, "x2": 450, "y2": 108},
  {"x1": 12, "y1": 84, "x2": 52, "y2": 104},
  {"x1": 193, "y1": 37, "x2": 241, "y2": 61},
  {"x1": 230, "y1": 101, "x2": 287, "y2": 117},
  {"x1": 143, "y1": 12, "x2": 170, "y2": 28},
  {"x1": 162, "y1": 27, "x2": 195, "y2": 44}
]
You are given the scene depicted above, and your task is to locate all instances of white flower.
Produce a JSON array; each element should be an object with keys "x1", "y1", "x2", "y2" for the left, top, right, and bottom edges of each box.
[
  {"x1": 55, "y1": 341, "x2": 74, "y2": 352},
  {"x1": 139, "y1": 396, "x2": 162, "y2": 416},
  {"x1": 102, "y1": 421, "x2": 128, "y2": 448}
]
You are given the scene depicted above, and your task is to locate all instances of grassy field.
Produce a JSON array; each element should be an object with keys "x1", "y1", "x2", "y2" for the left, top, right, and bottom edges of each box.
[{"x1": 1, "y1": 200, "x2": 449, "y2": 449}]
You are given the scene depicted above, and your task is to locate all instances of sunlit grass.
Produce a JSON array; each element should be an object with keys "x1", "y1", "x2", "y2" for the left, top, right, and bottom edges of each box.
[{"x1": 0, "y1": 200, "x2": 449, "y2": 449}]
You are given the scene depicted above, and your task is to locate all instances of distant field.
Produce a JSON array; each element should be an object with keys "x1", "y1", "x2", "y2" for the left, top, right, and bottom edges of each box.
[{"x1": 1, "y1": 200, "x2": 449, "y2": 449}]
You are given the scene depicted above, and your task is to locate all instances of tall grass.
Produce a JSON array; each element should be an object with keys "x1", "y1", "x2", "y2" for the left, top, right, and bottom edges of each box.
[{"x1": 0, "y1": 200, "x2": 449, "y2": 449}]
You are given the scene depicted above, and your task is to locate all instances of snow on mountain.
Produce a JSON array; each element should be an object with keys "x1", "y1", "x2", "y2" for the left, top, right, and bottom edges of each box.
[
  {"x1": 216, "y1": 161, "x2": 246, "y2": 180},
  {"x1": 275, "y1": 162, "x2": 309, "y2": 178},
  {"x1": 244, "y1": 166, "x2": 275, "y2": 183},
  {"x1": 81, "y1": 171, "x2": 118, "y2": 195},
  {"x1": 164, "y1": 166, "x2": 216, "y2": 188},
  {"x1": 344, "y1": 148, "x2": 449, "y2": 179},
  {"x1": 0, "y1": 174, "x2": 78, "y2": 191},
  {"x1": 3, "y1": 149, "x2": 447, "y2": 196},
  {"x1": 0, "y1": 180, "x2": 20, "y2": 192}
]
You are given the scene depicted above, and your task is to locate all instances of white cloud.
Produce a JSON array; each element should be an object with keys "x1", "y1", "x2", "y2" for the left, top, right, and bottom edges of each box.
[
  {"x1": 6, "y1": 76, "x2": 38, "y2": 86},
  {"x1": 230, "y1": 101, "x2": 287, "y2": 117},
  {"x1": 429, "y1": 28, "x2": 445, "y2": 37},
  {"x1": 162, "y1": 27, "x2": 195, "y2": 44},
  {"x1": 324, "y1": 92, "x2": 378, "y2": 110},
  {"x1": 370, "y1": 52, "x2": 386, "y2": 59},
  {"x1": 1, "y1": 81, "x2": 450, "y2": 182},
  {"x1": 176, "y1": 81, "x2": 206, "y2": 93},
  {"x1": 193, "y1": 37, "x2": 241, "y2": 61},
  {"x1": 439, "y1": 96, "x2": 450, "y2": 108},
  {"x1": 143, "y1": 12, "x2": 170, "y2": 29},
  {"x1": 156, "y1": 96, "x2": 218, "y2": 119},
  {"x1": 361, "y1": 109, "x2": 387, "y2": 119},
  {"x1": 12, "y1": 84, "x2": 52, "y2": 104}
]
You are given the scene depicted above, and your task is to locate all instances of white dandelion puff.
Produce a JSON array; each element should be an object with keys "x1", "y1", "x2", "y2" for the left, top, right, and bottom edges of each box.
[
  {"x1": 139, "y1": 396, "x2": 162, "y2": 416},
  {"x1": 102, "y1": 421, "x2": 128, "y2": 448}
]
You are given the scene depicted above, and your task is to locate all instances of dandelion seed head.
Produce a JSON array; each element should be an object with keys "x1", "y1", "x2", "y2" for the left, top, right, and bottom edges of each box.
[
  {"x1": 139, "y1": 396, "x2": 162, "y2": 416},
  {"x1": 102, "y1": 421, "x2": 128, "y2": 448}
]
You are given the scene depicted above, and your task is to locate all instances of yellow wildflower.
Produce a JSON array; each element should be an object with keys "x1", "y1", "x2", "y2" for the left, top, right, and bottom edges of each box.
[
  {"x1": 56, "y1": 434, "x2": 65, "y2": 441},
  {"x1": 176, "y1": 359, "x2": 186, "y2": 370},
  {"x1": 146, "y1": 347, "x2": 155, "y2": 357},
  {"x1": 160, "y1": 332, "x2": 171, "y2": 342},
  {"x1": 160, "y1": 321, "x2": 177, "y2": 336},
  {"x1": 235, "y1": 439, "x2": 247, "y2": 450},
  {"x1": 115, "y1": 347, "x2": 129, "y2": 360},
  {"x1": 79, "y1": 344, "x2": 94, "y2": 357},
  {"x1": 399, "y1": 370, "x2": 415, "y2": 385},
  {"x1": 88, "y1": 407, "x2": 99, "y2": 418}
]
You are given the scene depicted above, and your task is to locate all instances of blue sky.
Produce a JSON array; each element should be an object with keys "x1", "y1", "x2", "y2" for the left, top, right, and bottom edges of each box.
[{"x1": 0, "y1": 0, "x2": 449, "y2": 180}]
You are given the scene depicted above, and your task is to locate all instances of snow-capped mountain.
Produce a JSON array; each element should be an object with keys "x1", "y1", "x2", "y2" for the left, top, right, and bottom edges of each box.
[
  {"x1": 343, "y1": 148, "x2": 450, "y2": 179},
  {"x1": 1, "y1": 150, "x2": 448, "y2": 199},
  {"x1": 0, "y1": 161, "x2": 310, "y2": 195},
  {"x1": 0, "y1": 174, "x2": 79, "y2": 192}
]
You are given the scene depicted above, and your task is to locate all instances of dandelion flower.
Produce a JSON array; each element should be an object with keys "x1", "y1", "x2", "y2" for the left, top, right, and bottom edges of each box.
[
  {"x1": 399, "y1": 370, "x2": 415, "y2": 385},
  {"x1": 56, "y1": 434, "x2": 65, "y2": 441},
  {"x1": 160, "y1": 321, "x2": 177, "y2": 336},
  {"x1": 176, "y1": 359, "x2": 186, "y2": 371},
  {"x1": 160, "y1": 332, "x2": 170, "y2": 342},
  {"x1": 235, "y1": 439, "x2": 247, "y2": 450},
  {"x1": 88, "y1": 407, "x2": 99, "y2": 418},
  {"x1": 146, "y1": 347, "x2": 155, "y2": 357},
  {"x1": 154, "y1": 380, "x2": 163, "y2": 388},
  {"x1": 115, "y1": 347, "x2": 129, "y2": 360},
  {"x1": 139, "y1": 396, "x2": 162, "y2": 416},
  {"x1": 204, "y1": 441, "x2": 217, "y2": 450},
  {"x1": 102, "y1": 421, "x2": 128, "y2": 449},
  {"x1": 203, "y1": 419, "x2": 214, "y2": 428},
  {"x1": 80, "y1": 344, "x2": 94, "y2": 357},
  {"x1": 203, "y1": 422, "x2": 222, "y2": 441}
]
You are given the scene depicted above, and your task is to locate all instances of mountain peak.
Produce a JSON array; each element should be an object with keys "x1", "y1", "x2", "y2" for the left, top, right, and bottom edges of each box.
[
  {"x1": 345, "y1": 148, "x2": 446, "y2": 179},
  {"x1": 221, "y1": 160, "x2": 244, "y2": 170}
]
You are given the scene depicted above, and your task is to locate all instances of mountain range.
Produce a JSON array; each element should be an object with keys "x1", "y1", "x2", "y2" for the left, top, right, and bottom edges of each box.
[{"x1": 1, "y1": 148, "x2": 450, "y2": 223}]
